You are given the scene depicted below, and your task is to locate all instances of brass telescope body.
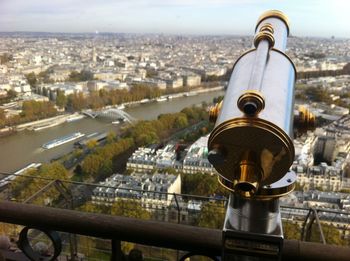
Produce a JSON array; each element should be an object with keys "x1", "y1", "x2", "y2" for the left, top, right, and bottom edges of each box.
[{"x1": 208, "y1": 10, "x2": 297, "y2": 198}]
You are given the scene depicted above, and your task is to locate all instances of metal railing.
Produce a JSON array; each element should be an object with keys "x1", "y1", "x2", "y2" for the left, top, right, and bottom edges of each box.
[
  {"x1": 0, "y1": 173, "x2": 349, "y2": 260},
  {"x1": 0, "y1": 201, "x2": 349, "y2": 261}
]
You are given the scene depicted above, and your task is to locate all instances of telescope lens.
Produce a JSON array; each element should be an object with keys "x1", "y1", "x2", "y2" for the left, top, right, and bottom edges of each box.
[{"x1": 243, "y1": 101, "x2": 258, "y2": 115}]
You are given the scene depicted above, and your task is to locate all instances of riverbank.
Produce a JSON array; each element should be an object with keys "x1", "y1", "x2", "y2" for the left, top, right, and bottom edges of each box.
[
  {"x1": 121, "y1": 85, "x2": 225, "y2": 108},
  {"x1": 0, "y1": 112, "x2": 87, "y2": 134},
  {"x1": 16, "y1": 114, "x2": 72, "y2": 131},
  {"x1": 0, "y1": 85, "x2": 225, "y2": 136},
  {"x1": 0, "y1": 127, "x2": 15, "y2": 137}
]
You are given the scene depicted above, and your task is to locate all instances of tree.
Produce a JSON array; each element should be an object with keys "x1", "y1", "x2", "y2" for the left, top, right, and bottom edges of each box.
[
  {"x1": 56, "y1": 90, "x2": 67, "y2": 109},
  {"x1": 81, "y1": 154, "x2": 106, "y2": 178},
  {"x1": 78, "y1": 202, "x2": 111, "y2": 215},
  {"x1": 67, "y1": 92, "x2": 87, "y2": 111},
  {"x1": 10, "y1": 162, "x2": 69, "y2": 204},
  {"x1": 146, "y1": 69, "x2": 158, "y2": 78},
  {"x1": 0, "y1": 109, "x2": 6, "y2": 127},
  {"x1": 80, "y1": 70, "x2": 94, "y2": 81},
  {"x1": 25, "y1": 73, "x2": 37, "y2": 87},
  {"x1": 129, "y1": 121, "x2": 159, "y2": 146},
  {"x1": 310, "y1": 223, "x2": 349, "y2": 246},
  {"x1": 86, "y1": 139, "x2": 98, "y2": 150},
  {"x1": 68, "y1": 71, "x2": 80, "y2": 82},
  {"x1": 174, "y1": 114, "x2": 188, "y2": 129},
  {"x1": 181, "y1": 107, "x2": 201, "y2": 121},
  {"x1": 0, "y1": 53, "x2": 13, "y2": 64},
  {"x1": 198, "y1": 202, "x2": 225, "y2": 229},
  {"x1": 111, "y1": 199, "x2": 151, "y2": 220},
  {"x1": 161, "y1": 167, "x2": 177, "y2": 175},
  {"x1": 21, "y1": 100, "x2": 57, "y2": 121},
  {"x1": 182, "y1": 173, "x2": 220, "y2": 196},
  {"x1": 87, "y1": 91, "x2": 104, "y2": 109},
  {"x1": 106, "y1": 131, "x2": 117, "y2": 143},
  {"x1": 68, "y1": 70, "x2": 94, "y2": 82},
  {"x1": 283, "y1": 221, "x2": 301, "y2": 240},
  {"x1": 6, "y1": 90, "x2": 16, "y2": 100}
]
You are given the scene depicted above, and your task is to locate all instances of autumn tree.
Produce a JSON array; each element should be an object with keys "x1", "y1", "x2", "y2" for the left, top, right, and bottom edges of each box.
[
  {"x1": 67, "y1": 92, "x2": 87, "y2": 111},
  {"x1": 56, "y1": 90, "x2": 67, "y2": 109},
  {"x1": 0, "y1": 53, "x2": 13, "y2": 64},
  {"x1": 81, "y1": 138, "x2": 134, "y2": 181},
  {"x1": 174, "y1": 113, "x2": 188, "y2": 129},
  {"x1": 25, "y1": 72, "x2": 37, "y2": 87},
  {"x1": 78, "y1": 201, "x2": 111, "y2": 214},
  {"x1": 181, "y1": 106, "x2": 207, "y2": 122},
  {"x1": 42, "y1": 71, "x2": 54, "y2": 84},
  {"x1": 198, "y1": 202, "x2": 225, "y2": 229},
  {"x1": 310, "y1": 223, "x2": 349, "y2": 246},
  {"x1": 21, "y1": 100, "x2": 57, "y2": 121},
  {"x1": 68, "y1": 70, "x2": 94, "y2": 82},
  {"x1": 0, "y1": 109, "x2": 6, "y2": 127},
  {"x1": 11, "y1": 162, "x2": 69, "y2": 204},
  {"x1": 86, "y1": 139, "x2": 98, "y2": 150},
  {"x1": 111, "y1": 199, "x2": 151, "y2": 220},
  {"x1": 87, "y1": 91, "x2": 104, "y2": 109},
  {"x1": 81, "y1": 154, "x2": 110, "y2": 179},
  {"x1": 182, "y1": 173, "x2": 222, "y2": 196},
  {"x1": 283, "y1": 221, "x2": 301, "y2": 240},
  {"x1": 129, "y1": 121, "x2": 159, "y2": 146},
  {"x1": 106, "y1": 131, "x2": 117, "y2": 143}
]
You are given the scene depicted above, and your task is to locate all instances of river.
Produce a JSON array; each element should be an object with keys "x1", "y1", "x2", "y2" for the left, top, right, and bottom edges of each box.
[{"x1": 0, "y1": 90, "x2": 225, "y2": 173}]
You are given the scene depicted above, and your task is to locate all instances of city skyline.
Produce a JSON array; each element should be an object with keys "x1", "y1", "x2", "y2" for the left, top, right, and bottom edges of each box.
[{"x1": 0, "y1": 0, "x2": 349, "y2": 38}]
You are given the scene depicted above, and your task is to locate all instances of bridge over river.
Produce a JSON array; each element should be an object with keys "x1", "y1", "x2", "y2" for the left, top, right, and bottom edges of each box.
[
  {"x1": 0, "y1": 89, "x2": 225, "y2": 173},
  {"x1": 82, "y1": 108, "x2": 137, "y2": 123}
]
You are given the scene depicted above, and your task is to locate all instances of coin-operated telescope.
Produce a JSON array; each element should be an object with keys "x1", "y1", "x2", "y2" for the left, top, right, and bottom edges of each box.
[{"x1": 208, "y1": 10, "x2": 314, "y2": 261}]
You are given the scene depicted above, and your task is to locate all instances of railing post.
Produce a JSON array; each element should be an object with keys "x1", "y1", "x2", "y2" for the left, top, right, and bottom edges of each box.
[
  {"x1": 173, "y1": 193, "x2": 180, "y2": 224},
  {"x1": 301, "y1": 209, "x2": 313, "y2": 241},
  {"x1": 69, "y1": 234, "x2": 78, "y2": 261},
  {"x1": 111, "y1": 239, "x2": 123, "y2": 261},
  {"x1": 313, "y1": 209, "x2": 326, "y2": 244}
]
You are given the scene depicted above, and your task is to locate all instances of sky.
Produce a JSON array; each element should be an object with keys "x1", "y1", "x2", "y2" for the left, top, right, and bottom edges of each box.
[{"x1": 0, "y1": 0, "x2": 349, "y2": 38}]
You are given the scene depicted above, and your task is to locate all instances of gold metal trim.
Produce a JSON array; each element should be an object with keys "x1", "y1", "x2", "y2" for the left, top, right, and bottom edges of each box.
[
  {"x1": 294, "y1": 106, "x2": 316, "y2": 135},
  {"x1": 208, "y1": 117, "x2": 295, "y2": 186},
  {"x1": 237, "y1": 90, "x2": 265, "y2": 116},
  {"x1": 218, "y1": 176, "x2": 295, "y2": 200},
  {"x1": 254, "y1": 31, "x2": 275, "y2": 48},
  {"x1": 259, "y1": 23, "x2": 274, "y2": 34},
  {"x1": 256, "y1": 10, "x2": 290, "y2": 35},
  {"x1": 209, "y1": 100, "x2": 223, "y2": 123}
]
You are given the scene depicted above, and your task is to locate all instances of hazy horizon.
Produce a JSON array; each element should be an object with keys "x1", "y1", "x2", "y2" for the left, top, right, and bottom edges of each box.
[{"x1": 1, "y1": 0, "x2": 350, "y2": 38}]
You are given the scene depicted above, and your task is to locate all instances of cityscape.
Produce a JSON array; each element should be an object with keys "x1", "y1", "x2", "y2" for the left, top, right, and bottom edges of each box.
[{"x1": 0, "y1": 4, "x2": 350, "y2": 260}]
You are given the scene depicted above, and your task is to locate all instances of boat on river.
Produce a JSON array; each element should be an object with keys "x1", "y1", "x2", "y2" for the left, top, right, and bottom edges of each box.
[
  {"x1": 66, "y1": 114, "x2": 85, "y2": 123},
  {"x1": 156, "y1": 97, "x2": 167, "y2": 102},
  {"x1": 42, "y1": 132, "x2": 85, "y2": 149}
]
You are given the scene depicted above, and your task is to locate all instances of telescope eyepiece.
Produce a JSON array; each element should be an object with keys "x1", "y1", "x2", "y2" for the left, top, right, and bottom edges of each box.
[{"x1": 237, "y1": 91, "x2": 265, "y2": 116}]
